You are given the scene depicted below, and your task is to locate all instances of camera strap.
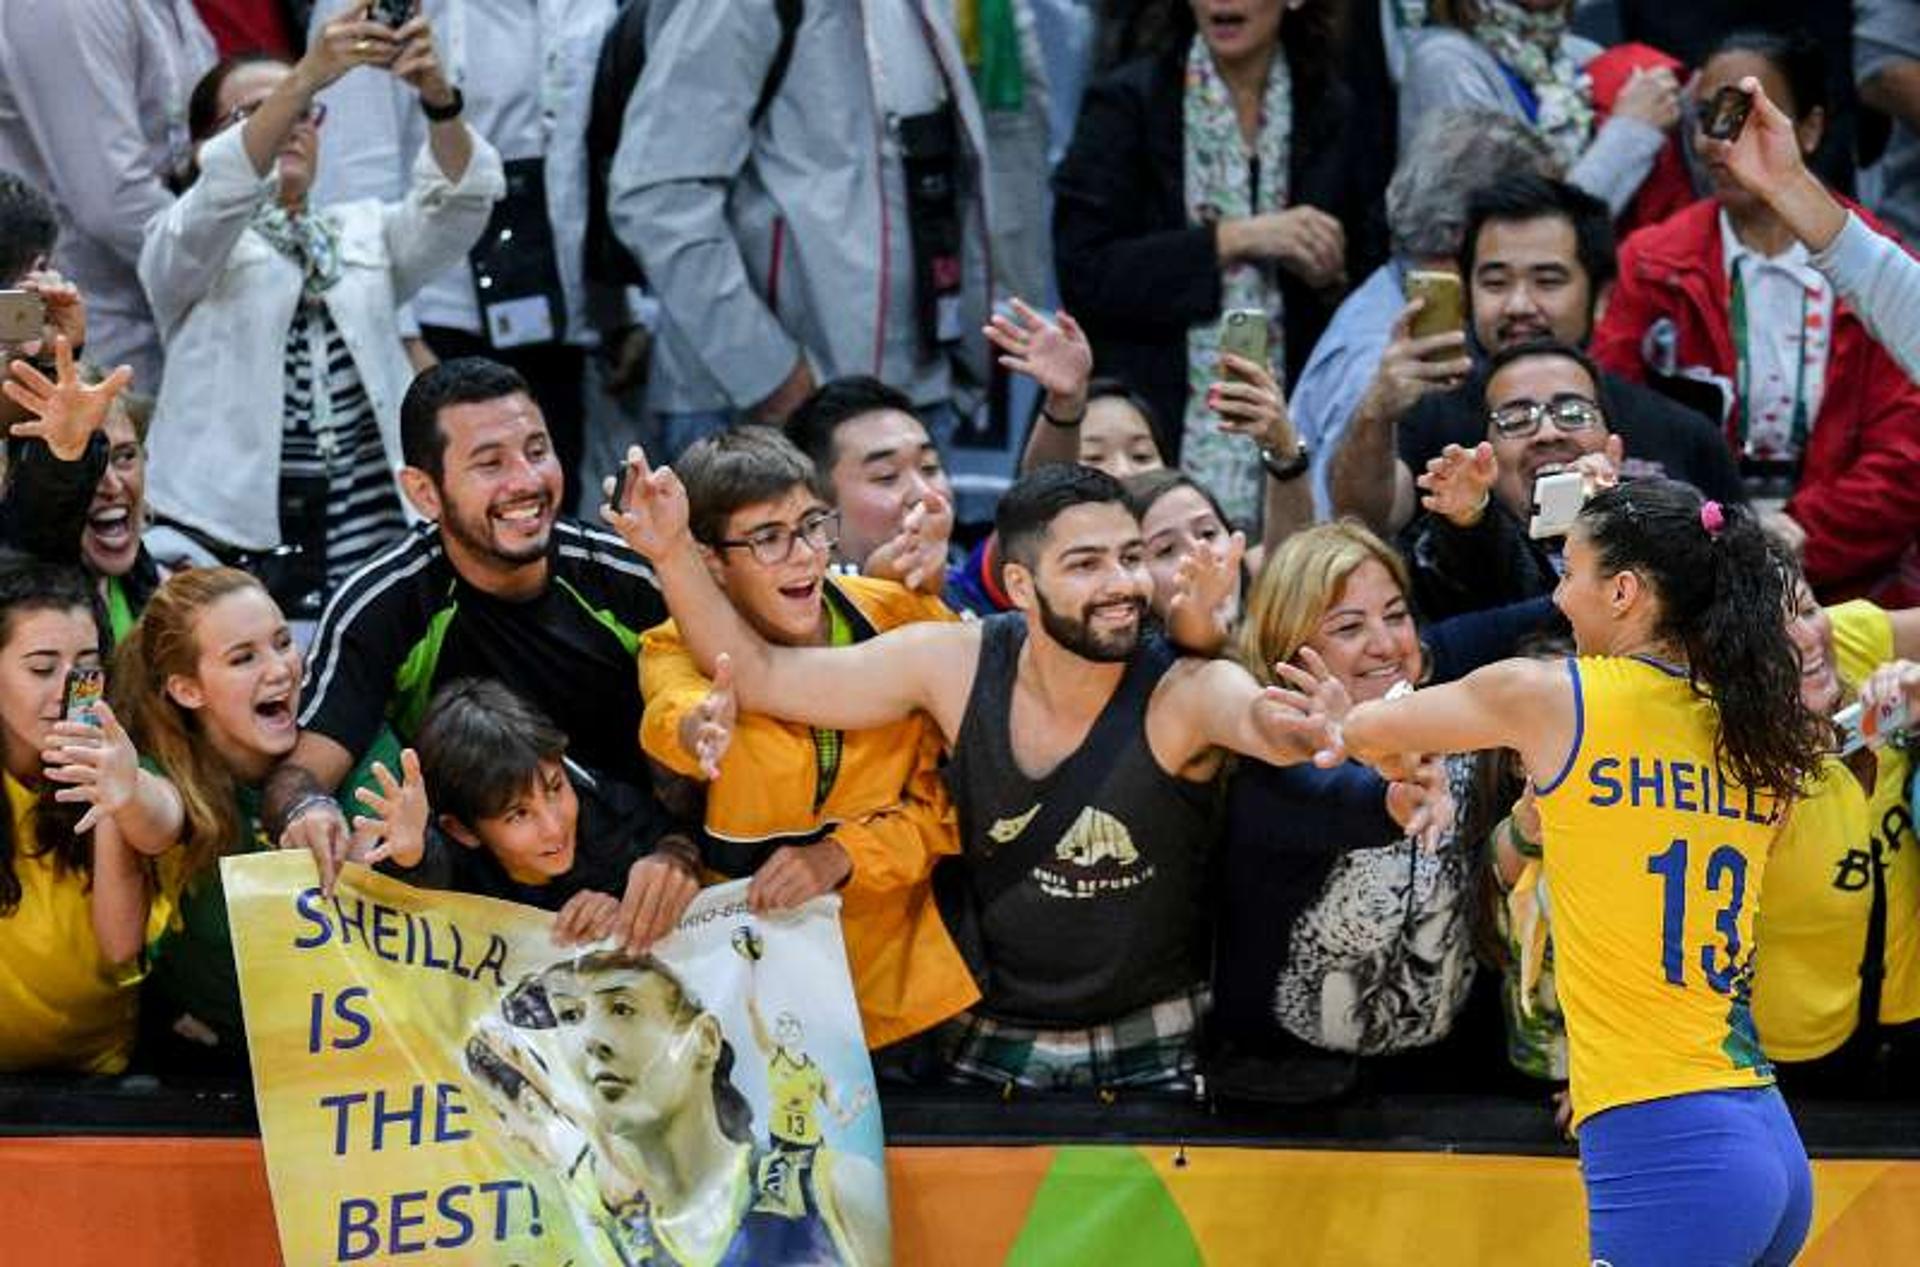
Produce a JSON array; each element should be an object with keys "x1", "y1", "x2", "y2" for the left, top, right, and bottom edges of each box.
[{"x1": 893, "y1": 104, "x2": 965, "y2": 354}]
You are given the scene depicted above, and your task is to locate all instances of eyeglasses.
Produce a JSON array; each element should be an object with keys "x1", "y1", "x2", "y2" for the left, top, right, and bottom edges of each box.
[
  {"x1": 1489, "y1": 394, "x2": 1604, "y2": 439},
  {"x1": 225, "y1": 100, "x2": 328, "y2": 130},
  {"x1": 716, "y1": 509, "x2": 840, "y2": 566}
]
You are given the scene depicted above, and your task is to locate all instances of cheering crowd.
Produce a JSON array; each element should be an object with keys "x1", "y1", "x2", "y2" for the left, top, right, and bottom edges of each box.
[{"x1": 5, "y1": 1, "x2": 1920, "y2": 1254}]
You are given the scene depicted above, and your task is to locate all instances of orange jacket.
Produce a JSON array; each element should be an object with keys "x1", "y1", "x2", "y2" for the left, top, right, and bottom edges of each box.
[{"x1": 639, "y1": 575, "x2": 978, "y2": 1047}]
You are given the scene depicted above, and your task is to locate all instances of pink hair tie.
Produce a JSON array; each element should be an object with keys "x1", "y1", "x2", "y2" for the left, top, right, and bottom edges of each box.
[{"x1": 1699, "y1": 500, "x2": 1726, "y2": 538}]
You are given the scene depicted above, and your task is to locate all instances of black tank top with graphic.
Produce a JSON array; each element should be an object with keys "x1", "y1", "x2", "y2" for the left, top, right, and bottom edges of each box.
[{"x1": 943, "y1": 614, "x2": 1216, "y2": 1026}]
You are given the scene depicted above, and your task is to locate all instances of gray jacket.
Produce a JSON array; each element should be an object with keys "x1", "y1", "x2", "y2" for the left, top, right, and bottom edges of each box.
[
  {"x1": 609, "y1": 0, "x2": 992, "y2": 413},
  {"x1": 1398, "y1": 28, "x2": 1666, "y2": 218}
]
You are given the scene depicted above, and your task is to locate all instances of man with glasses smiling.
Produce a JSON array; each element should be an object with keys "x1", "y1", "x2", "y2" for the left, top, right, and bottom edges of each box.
[
  {"x1": 1402, "y1": 340, "x2": 1630, "y2": 619},
  {"x1": 637, "y1": 427, "x2": 982, "y2": 1059}
]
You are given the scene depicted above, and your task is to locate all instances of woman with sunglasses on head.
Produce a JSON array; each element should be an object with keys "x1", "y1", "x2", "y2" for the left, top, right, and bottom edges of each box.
[
  {"x1": 1300, "y1": 480, "x2": 1827, "y2": 1266},
  {"x1": 137, "y1": 4, "x2": 503, "y2": 616}
]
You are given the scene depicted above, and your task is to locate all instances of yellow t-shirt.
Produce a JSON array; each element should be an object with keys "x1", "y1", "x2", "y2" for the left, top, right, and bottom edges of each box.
[
  {"x1": 1752, "y1": 601, "x2": 1918, "y2": 1061},
  {"x1": 1535, "y1": 656, "x2": 1782, "y2": 1126},
  {"x1": 769, "y1": 1047, "x2": 827, "y2": 1147},
  {"x1": 0, "y1": 776, "x2": 139, "y2": 1074}
]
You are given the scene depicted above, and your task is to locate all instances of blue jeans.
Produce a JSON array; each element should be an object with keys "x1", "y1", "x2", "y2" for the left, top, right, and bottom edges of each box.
[{"x1": 1579, "y1": 1086, "x2": 1812, "y2": 1267}]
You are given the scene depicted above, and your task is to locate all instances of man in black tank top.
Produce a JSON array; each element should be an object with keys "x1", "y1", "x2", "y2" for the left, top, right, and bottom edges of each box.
[{"x1": 605, "y1": 461, "x2": 1347, "y2": 1090}]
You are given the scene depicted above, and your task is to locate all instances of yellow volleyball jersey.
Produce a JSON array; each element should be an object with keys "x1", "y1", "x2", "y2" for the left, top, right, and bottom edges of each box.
[
  {"x1": 0, "y1": 777, "x2": 140, "y2": 1074},
  {"x1": 769, "y1": 1048, "x2": 826, "y2": 1147},
  {"x1": 1534, "y1": 656, "x2": 1782, "y2": 1126},
  {"x1": 1752, "y1": 602, "x2": 1919, "y2": 1060}
]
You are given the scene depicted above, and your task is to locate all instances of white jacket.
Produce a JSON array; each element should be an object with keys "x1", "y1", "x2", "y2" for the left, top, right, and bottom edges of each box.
[{"x1": 140, "y1": 124, "x2": 505, "y2": 550}]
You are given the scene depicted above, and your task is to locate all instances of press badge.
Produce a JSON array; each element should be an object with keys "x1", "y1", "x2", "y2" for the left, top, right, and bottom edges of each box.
[{"x1": 469, "y1": 157, "x2": 566, "y2": 350}]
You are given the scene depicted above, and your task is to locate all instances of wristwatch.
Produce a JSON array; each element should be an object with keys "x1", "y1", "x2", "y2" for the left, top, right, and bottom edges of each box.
[
  {"x1": 1259, "y1": 440, "x2": 1311, "y2": 482},
  {"x1": 421, "y1": 86, "x2": 464, "y2": 122}
]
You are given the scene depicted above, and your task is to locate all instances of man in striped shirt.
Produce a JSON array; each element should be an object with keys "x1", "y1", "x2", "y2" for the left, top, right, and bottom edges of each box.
[{"x1": 265, "y1": 357, "x2": 677, "y2": 893}]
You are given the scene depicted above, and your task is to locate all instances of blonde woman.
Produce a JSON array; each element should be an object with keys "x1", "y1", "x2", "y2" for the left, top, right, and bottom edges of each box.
[
  {"x1": 47, "y1": 568, "x2": 302, "y2": 1072},
  {"x1": 1213, "y1": 521, "x2": 1476, "y2": 1074}
]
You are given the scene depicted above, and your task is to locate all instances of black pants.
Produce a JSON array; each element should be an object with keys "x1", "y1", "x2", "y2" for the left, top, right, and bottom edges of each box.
[{"x1": 419, "y1": 327, "x2": 588, "y2": 509}]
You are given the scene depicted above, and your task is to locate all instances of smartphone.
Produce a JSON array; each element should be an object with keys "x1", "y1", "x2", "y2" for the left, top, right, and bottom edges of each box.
[
  {"x1": 1838, "y1": 695, "x2": 1912, "y2": 754},
  {"x1": 1218, "y1": 309, "x2": 1269, "y2": 369},
  {"x1": 0, "y1": 289, "x2": 45, "y2": 345},
  {"x1": 1702, "y1": 85, "x2": 1753, "y2": 142},
  {"x1": 609, "y1": 459, "x2": 633, "y2": 514},
  {"x1": 1863, "y1": 693, "x2": 1911, "y2": 746},
  {"x1": 1528, "y1": 470, "x2": 1587, "y2": 540},
  {"x1": 1404, "y1": 270, "x2": 1464, "y2": 343},
  {"x1": 366, "y1": 0, "x2": 413, "y2": 28},
  {"x1": 63, "y1": 666, "x2": 105, "y2": 728}
]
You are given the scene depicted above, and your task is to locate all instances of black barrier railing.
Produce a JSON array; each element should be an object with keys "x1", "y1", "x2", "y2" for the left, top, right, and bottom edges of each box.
[{"x1": 4, "y1": 1077, "x2": 1919, "y2": 1160}]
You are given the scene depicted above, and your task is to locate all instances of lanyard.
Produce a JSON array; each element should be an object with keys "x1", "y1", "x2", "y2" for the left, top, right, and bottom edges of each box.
[{"x1": 1729, "y1": 258, "x2": 1811, "y2": 459}]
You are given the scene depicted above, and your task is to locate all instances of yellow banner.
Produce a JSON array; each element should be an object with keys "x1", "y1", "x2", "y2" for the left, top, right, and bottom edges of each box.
[{"x1": 223, "y1": 852, "x2": 891, "y2": 1266}]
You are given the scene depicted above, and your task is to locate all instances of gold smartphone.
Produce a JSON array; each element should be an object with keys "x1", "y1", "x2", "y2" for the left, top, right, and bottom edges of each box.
[
  {"x1": 1404, "y1": 270, "x2": 1465, "y2": 343},
  {"x1": 1218, "y1": 308, "x2": 1269, "y2": 367}
]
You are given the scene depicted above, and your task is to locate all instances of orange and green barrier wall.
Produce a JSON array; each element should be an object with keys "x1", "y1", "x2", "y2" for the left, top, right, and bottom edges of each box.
[{"x1": 8, "y1": 1136, "x2": 1920, "y2": 1264}]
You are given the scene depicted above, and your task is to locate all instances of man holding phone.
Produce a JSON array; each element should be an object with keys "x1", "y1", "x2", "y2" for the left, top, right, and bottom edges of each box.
[{"x1": 1329, "y1": 173, "x2": 1741, "y2": 539}]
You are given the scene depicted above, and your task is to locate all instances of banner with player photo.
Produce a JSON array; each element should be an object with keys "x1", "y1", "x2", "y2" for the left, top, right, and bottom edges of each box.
[{"x1": 222, "y1": 852, "x2": 890, "y2": 1266}]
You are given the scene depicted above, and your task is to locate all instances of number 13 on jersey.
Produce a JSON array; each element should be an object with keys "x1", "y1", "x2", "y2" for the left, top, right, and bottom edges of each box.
[{"x1": 1646, "y1": 838, "x2": 1749, "y2": 993}]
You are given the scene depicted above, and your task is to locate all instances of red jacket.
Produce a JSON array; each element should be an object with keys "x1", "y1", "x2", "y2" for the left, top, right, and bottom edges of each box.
[{"x1": 1593, "y1": 197, "x2": 1920, "y2": 604}]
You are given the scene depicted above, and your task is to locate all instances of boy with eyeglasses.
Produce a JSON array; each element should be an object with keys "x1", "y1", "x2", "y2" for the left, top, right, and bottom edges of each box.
[{"x1": 635, "y1": 426, "x2": 981, "y2": 1056}]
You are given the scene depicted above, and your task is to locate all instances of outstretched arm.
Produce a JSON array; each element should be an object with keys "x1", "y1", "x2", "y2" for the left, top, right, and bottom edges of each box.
[
  {"x1": 601, "y1": 448, "x2": 973, "y2": 736},
  {"x1": 1340, "y1": 657, "x2": 1573, "y2": 781}
]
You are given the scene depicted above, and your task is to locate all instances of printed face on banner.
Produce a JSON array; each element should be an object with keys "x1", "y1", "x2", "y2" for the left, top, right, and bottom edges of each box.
[{"x1": 221, "y1": 853, "x2": 891, "y2": 1267}]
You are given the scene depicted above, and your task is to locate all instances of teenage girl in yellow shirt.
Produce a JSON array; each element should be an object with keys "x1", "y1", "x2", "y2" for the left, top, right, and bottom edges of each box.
[
  {"x1": 1300, "y1": 480, "x2": 1828, "y2": 1267},
  {"x1": 0, "y1": 561, "x2": 131, "y2": 1074}
]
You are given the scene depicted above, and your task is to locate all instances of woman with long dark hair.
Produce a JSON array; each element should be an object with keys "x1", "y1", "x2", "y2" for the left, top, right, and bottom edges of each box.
[
  {"x1": 1303, "y1": 479, "x2": 1826, "y2": 1264},
  {"x1": 0, "y1": 561, "x2": 122, "y2": 1073}
]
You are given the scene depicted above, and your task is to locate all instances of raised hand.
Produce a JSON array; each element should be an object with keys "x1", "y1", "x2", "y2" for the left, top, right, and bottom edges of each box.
[
  {"x1": 302, "y1": 4, "x2": 402, "y2": 92},
  {"x1": 5, "y1": 335, "x2": 133, "y2": 461},
  {"x1": 1267, "y1": 646, "x2": 1358, "y2": 767},
  {"x1": 1210, "y1": 353, "x2": 1295, "y2": 450},
  {"x1": 1363, "y1": 299, "x2": 1473, "y2": 424},
  {"x1": 386, "y1": 12, "x2": 457, "y2": 108},
  {"x1": 680, "y1": 653, "x2": 738, "y2": 780},
  {"x1": 1417, "y1": 442, "x2": 1498, "y2": 527},
  {"x1": 863, "y1": 489, "x2": 953, "y2": 595},
  {"x1": 1614, "y1": 64, "x2": 1682, "y2": 132},
  {"x1": 983, "y1": 299, "x2": 1091, "y2": 417},
  {"x1": 1168, "y1": 527, "x2": 1246, "y2": 632},
  {"x1": 14, "y1": 269, "x2": 85, "y2": 357},
  {"x1": 600, "y1": 444, "x2": 692, "y2": 559},
  {"x1": 351, "y1": 748, "x2": 430, "y2": 869},
  {"x1": 1696, "y1": 76, "x2": 1812, "y2": 202},
  {"x1": 42, "y1": 700, "x2": 140, "y2": 834}
]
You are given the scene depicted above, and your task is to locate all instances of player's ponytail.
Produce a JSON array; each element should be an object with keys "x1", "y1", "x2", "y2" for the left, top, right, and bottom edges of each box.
[{"x1": 1577, "y1": 481, "x2": 1822, "y2": 801}]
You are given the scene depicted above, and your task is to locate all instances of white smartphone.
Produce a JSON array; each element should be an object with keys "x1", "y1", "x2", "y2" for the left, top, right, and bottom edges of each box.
[
  {"x1": 1837, "y1": 696, "x2": 1912, "y2": 755},
  {"x1": 1528, "y1": 470, "x2": 1587, "y2": 540}
]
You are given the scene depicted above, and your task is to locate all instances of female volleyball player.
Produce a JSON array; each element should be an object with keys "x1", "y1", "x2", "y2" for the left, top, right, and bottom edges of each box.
[{"x1": 1291, "y1": 480, "x2": 1827, "y2": 1266}]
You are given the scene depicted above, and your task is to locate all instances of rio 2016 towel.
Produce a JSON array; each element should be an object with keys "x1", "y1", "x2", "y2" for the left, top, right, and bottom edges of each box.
[{"x1": 222, "y1": 852, "x2": 891, "y2": 1266}]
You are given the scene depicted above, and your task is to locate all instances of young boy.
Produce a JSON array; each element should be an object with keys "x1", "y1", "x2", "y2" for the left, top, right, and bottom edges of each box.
[{"x1": 354, "y1": 678, "x2": 703, "y2": 947}]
